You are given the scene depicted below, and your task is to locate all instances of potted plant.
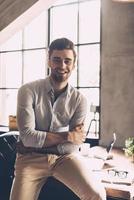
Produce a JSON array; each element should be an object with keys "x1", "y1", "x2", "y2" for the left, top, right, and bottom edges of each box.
[{"x1": 124, "y1": 137, "x2": 134, "y2": 162}]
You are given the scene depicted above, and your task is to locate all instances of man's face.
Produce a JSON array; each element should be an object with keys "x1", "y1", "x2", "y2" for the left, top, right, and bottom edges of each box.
[{"x1": 48, "y1": 49, "x2": 75, "y2": 83}]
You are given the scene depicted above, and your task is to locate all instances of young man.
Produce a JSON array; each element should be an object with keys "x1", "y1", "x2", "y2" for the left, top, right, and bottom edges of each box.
[{"x1": 10, "y1": 38, "x2": 106, "y2": 200}]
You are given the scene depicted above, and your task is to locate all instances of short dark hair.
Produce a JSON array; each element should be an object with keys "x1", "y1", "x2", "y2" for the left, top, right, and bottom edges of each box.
[{"x1": 48, "y1": 38, "x2": 76, "y2": 62}]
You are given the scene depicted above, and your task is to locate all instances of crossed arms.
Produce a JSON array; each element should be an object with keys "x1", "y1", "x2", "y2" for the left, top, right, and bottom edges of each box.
[{"x1": 17, "y1": 124, "x2": 86, "y2": 155}]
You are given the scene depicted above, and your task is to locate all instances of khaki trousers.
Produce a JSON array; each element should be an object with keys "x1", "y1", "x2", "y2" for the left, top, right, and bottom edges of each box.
[{"x1": 10, "y1": 153, "x2": 106, "y2": 200}]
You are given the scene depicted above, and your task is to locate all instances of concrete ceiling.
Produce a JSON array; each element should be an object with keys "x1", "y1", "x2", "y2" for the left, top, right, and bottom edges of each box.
[
  {"x1": 0, "y1": 0, "x2": 56, "y2": 44},
  {"x1": 0, "y1": 0, "x2": 38, "y2": 31}
]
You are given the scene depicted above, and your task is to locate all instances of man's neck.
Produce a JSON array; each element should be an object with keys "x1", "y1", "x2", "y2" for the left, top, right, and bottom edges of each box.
[{"x1": 49, "y1": 76, "x2": 68, "y2": 92}]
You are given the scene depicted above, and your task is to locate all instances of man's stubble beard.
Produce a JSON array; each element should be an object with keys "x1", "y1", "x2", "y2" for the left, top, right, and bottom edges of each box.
[{"x1": 51, "y1": 71, "x2": 70, "y2": 83}]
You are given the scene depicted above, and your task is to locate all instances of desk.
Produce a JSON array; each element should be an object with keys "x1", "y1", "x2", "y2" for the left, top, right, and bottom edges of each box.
[{"x1": 87, "y1": 146, "x2": 134, "y2": 200}]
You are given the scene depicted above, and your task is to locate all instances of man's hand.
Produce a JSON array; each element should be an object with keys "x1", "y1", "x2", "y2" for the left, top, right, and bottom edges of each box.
[{"x1": 67, "y1": 124, "x2": 86, "y2": 145}]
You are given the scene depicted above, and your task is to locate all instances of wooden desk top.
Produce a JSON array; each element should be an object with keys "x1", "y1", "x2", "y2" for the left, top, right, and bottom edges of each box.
[{"x1": 86, "y1": 146, "x2": 134, "y2": 200}]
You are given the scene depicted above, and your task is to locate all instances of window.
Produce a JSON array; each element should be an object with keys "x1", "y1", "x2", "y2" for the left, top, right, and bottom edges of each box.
[
  {"x1": 0, "y1": 10, "x2": 48, "y2": 126},
  {"x1": 23, "y1": 50, "x2": 46, "y2": 83},
  {"x1": 0, "y1": 0, "x2": 101, "y2": 139},
  {"x1": 50, "y1": 0, "x2": 101, "y2": 138}
]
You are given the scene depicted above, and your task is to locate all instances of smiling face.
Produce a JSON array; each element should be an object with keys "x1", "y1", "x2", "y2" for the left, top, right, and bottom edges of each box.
[{"x1": 48, "y1": 49, "x2": 75, "y2": 83}]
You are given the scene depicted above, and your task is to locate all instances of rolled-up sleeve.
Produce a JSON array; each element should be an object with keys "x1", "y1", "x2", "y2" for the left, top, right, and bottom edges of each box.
[{"x1": 17, "y1": 85, "x2": 46, "y2": 148}]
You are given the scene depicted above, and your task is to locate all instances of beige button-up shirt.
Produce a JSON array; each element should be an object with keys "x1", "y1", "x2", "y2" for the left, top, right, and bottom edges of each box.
[{"x1": 17, "y1": 77, "x2": 87, "y2": 148}]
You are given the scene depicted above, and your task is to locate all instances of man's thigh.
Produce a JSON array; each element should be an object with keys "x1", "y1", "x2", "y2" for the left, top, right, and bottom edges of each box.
[
  {"x1": 52, "y1": 153, "x2": 106, "y2": 200},
  {"x1": 10, "y1": 174, "x2": 48, "y2": 200},
  {"x1": 10, "y1": 153, "x2": 51, "y2": 200}
]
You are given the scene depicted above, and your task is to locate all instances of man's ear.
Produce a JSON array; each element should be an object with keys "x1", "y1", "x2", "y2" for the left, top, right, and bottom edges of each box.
[{"x1": 47, "y1": 59, "x2": 51, "y2": 68}]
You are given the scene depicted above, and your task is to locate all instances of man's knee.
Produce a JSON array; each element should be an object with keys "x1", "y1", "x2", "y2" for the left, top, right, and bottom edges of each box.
[
  {"x1": 81, "y1": 194, "x2": 106, "y2": 200},
  {"x1": 79, "y1": 184, "x2": 106, "y2": 200},
  {"x1": 85, "y1": 189, "x2": 106, "y2": 200}
]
